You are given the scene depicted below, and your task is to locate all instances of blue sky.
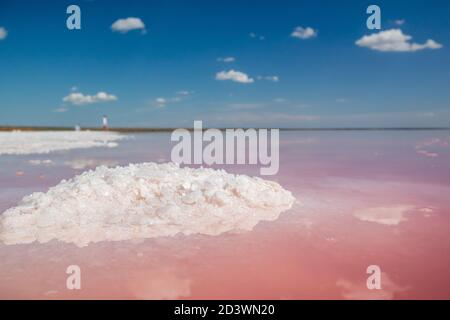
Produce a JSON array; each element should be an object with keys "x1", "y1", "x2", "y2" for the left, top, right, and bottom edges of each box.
[{"x1": 0, "y1": 0, "x2": 449, "y2": 128}]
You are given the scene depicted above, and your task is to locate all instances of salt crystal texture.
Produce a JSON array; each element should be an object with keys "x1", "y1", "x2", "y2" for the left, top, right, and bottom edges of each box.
[
  {"x1": 0, "y1": 163, "x2": 295, "y2": 247},
  {"x1": 0, "y1": 131, "x2": 126, "y2": 155}
]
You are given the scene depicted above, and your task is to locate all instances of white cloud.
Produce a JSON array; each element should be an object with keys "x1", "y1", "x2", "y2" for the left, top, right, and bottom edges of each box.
[
  {"x1": 215, "y1": 70, "x2": 254, "y2": 84},
  {"x1": 63, "y1": 92, "x2": 118, "y2": 106},
  {"x1": 258, "y1": 75, "x2": 279, "y2": 82},
  {"x1": 227, "y1": 99, "x2": 303, "y2": 111},
  {"x1": 273, "y1": 98, "x2": 287, "y2": 103},
  {"x1": 416, "y1": 112, "x2": 435, "y2": 118},
  {"x1": 111, "y1": 17, "x2": 146, "y2": 33},
  {"x1": 0, "y1": 27, "x2": 7, "y2": 40},
  {"x1": 176, "y1": 90, "x2": 193, "y2": 95},
  {"x1": 355, "y1": 29, "x2": 442, "y2": 52},
  {"x1": 217, "y1": 56, "x2": 235, "y2": 63},
  {"x1": 394, "y1": 19, "x2": 405, "y2": 26},
  {"x1": 291, "y1": 26, "x2": 317, "y2": 39},
  {"x1": 152, "y1": 93, "x2": 190, "y2": 108},
  {"x1": 227, "y1": 103, "x2": 265, "y2": 110},
  {"x1": 205, "y1": 111, "x2": 319, "y2": 127},
  {"x1": 249, "y1": 32, "x2": 265, "y2": 40},
  {"x1": 196, "y1": 109, "x2": 450, "y2": 128},
  {"x1": 155, "y1": 97, "x2": 166, "y2": 107},
  {"x1": 53, "y1": 107, "x2": 69, "y2": 113}
]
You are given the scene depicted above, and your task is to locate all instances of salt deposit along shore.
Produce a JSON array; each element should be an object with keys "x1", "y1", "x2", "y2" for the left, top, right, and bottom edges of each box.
[
  {"x1": 0, "y1": 131, "x2": 126, "y2": 155},
  {"x1": 0, "y1": 162, "x2": 295, "y2": 247}
]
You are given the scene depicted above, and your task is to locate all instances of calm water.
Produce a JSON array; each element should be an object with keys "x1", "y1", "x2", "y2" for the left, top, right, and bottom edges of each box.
[{"x1": 1, "y1": 130, "x2": 450, "y2": 299}]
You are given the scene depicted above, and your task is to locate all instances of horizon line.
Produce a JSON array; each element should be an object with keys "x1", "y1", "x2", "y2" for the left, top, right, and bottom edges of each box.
[{"x1": 1, "y1": 126, "x2": 450, "y2": 132}]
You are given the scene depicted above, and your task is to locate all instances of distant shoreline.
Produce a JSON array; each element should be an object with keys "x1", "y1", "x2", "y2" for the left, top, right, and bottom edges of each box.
[{"x1": 1, "y1": 126, "x2": 449, "y2": 132}]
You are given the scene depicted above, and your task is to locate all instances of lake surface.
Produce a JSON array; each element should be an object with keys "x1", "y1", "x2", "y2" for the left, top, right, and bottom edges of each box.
[{"x1": 1, "y1": 130, "x2": 449, "y2": 299}]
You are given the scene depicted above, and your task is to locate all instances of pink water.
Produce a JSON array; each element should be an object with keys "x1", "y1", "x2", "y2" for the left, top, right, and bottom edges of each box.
[{"x1": 1, "y1": 131, "x2": 450, "y2": 299}]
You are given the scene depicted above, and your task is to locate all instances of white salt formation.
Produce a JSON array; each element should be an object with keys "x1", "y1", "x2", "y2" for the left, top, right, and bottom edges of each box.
[
  {"x1": 0, "y1": 163, "x2": 295, "y2": 247},
  {"x1": 0, "y1": 131, "x2": 125, "y2": 155}
]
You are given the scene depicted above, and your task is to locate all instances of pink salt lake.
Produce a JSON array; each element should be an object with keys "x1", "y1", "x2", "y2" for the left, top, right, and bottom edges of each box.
[{"x1": 0, "y1": 130, "x2": 449, "y2": 299}]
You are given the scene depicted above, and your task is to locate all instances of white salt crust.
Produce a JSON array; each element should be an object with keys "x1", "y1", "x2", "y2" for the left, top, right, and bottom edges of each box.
[
  {"x1": 0, "y1": 163, "x2": 295, "y2": 247},
  {"x1": 0, "y1": 131, "x2": 126, "y2": 155}
]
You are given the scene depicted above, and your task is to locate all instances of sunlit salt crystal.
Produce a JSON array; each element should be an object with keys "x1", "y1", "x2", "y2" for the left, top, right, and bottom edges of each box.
[
  {"x1": 211, "y1": 191, "x2": 229, "y2": 206},
  {"x1": 0, "y1": 131, "x2": 126, "y2": 155},
  {"x1": 0, "y1": 162, "x2": 295, "y2": 247},
  {"x1": 182, "y1": 190, "x2": 203, "y2": 204},
  {"x1": 182, "y1": 181, "x2": 191, "y2": 190}
]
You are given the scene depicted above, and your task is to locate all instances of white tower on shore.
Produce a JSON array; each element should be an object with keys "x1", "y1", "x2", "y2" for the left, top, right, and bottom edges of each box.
[{"x1": 102, "y1": 115, "x2": 109, "y2": 130}]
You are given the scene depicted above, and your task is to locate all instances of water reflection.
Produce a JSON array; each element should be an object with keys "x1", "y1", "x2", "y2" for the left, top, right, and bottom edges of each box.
[{"x1": 1, "y1": 131, "x2": 450, "y2": 299}]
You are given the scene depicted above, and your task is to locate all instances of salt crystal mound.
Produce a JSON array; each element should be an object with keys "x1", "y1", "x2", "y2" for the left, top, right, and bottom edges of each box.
[
  {"x1": 0, "y1": 131, "x2": 126, "y2": 155},
  {"x1": 0, "y1": 162, "x2": 295, "y2": 247}
]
